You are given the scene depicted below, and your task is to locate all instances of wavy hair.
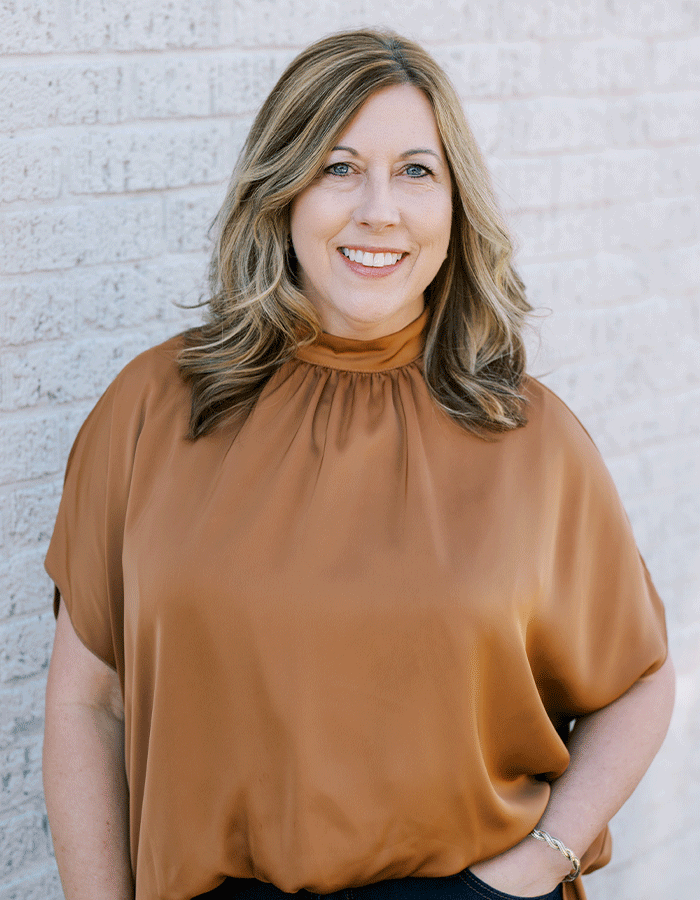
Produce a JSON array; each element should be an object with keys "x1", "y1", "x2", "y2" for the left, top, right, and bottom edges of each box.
[{"x1": 178, "y1": 29, "x2": 531, "y2": 439}]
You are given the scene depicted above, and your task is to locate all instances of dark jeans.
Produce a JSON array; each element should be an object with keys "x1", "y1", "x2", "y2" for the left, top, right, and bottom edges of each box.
[{"x1": 194, "y1": 868, "x2": 564, "y2": 900}]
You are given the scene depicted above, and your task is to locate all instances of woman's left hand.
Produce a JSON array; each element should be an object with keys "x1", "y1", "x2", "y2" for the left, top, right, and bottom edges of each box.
[
  {"x1": 469, "y1": 654, "x2": 676, "y2": 897},
  {"x1": 467, "y1": 836, "x2": 570, "y2": 898}
]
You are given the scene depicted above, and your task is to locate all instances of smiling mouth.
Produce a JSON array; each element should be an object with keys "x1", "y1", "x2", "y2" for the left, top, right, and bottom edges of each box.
[{"x1": 339, "y1": 247, "x2": 406, "y2": 268}]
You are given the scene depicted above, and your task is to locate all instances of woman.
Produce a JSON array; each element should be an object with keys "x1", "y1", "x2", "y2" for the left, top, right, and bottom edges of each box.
[{"x1": 43, "y1": 29, "x2": 674, "y2": 900}]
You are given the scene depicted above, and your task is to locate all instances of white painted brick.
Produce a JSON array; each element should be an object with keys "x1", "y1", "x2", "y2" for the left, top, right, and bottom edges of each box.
[
  {"x1": 221, "y1": 0, "x2": 534, "y2": 47},
  {"x1": 502, "y1": 97, "x2": 608, "y2": 153},
  {"x1": 165, "y1": 188, "x2": 223, "y2": 253},
  {"x1": 541, "y1": 354, "x2": 653, "y2": 417},
  {"x1": 544, "y1": 39, "x2": 650, "y2": 93},
  {"x1": 531, "y1": 307, "x2": 600, "y2": 366},
  {"x1": 0, "y1": 413, "x2": 61, "y2": 486},
  {"x1": 599, "y1": 198, "x2": 698, "y2": 253},
  {"x1": 433, "y1": 43, "x2": 542, "y2": 100},
  {"x1": 601, "y1": 295, "x2": 698, "y2": 357},
  {"x1": 536, "y1": 0, "x2": 601, "y2": 38},
  {"x1": 606, "y1": 439, "x2": 700, "y2": 502},
  {"x1": 633, "y1": 243, "x2": 700, "y2": 294},
  {"x1": 56, "y1": 401, "x2": 94, "y2": 461},
  {"x1": 653, "y1": 36, "x2": 700, "y2": 87},
  {"x1": 655, "y1": 144, "x2": 700, "y2": 195},
  {"x1": 605, "y1": 0, "x2": 700, "y2": 36},
  {"x1": 645, "y1": 90, "x2": 700, "y2": 141},
  {"x1": 213, "y1": 52, "x2": 295, "y2": 116},
  {"x1": 68, "y1": 122, "x2": 237, "y2": 194},
  {"x1": 0, "y1": 63, "x2": 127, "y2": 131},
  {"x1": 1, "y1": 262, "x2": 204, "y2": 349},
  {"x1": 365, "y1": 0, "x2": 496, "y2": 43},
  {"x1": 0, "y1": 548, "x2": 54, "y2": 620},
  {"x1": 556, "y1": 149, "x2": 657, "y2": 205},
  {"x1": 634, "y1": 547, "x2": 699, "y2": 610},
  {"x1": 489, "y1": 157, "x2": 556, "y2": 210},
  {"x1": 511, "y1": 207, "x2": 601, "y2": 258},
  {"x1": 72, "y1": 260, "x2": 206, "y2": 332},
  {"x1": 520, "y1": 251, "x2": 650, "y2": 309},
  {"x1": 625, "y1": 490, "x2": 699, "y2": 562},
  {"x1": 1, "y1": 736, "x2": 43, "y2": 813},
  {"x1": 0, "y1": 0, "x2": 61, "y2": 54},
  {"x1": 223, "y1": 0, "x2": 363, "y2": 46},
  {"x1": 0, "y1": 863, "x2": 62, "y2": 900},
  {"x1": 0, "y1": 198, "x2": 164, "y2": 275},
  {"x1": 0, "y1": 807, "x2": 53, "y2": 879},
  {"x1": 668, "y1": 623, "x2": 700, "y2": 684},
  {"x1": 0, "y1": 135, "x2": 61, "y2": 203},
  {"x1": 1, "y1": 333, "x2": 157, "y2": 411},
  {"x1": 5, "y1": 480, "x2": 61, "y2": 550},
  {"x1": 0, "y1": 613, "x2": 54, "y2": 683},
  {"x1": 567, "y1": 388, "x2": 700, "y2": 457},
  {"x1": 527, "y1": 298, "x2": 689, "y2": 381},
  {"x1": 659, "y1": 576, "x2": 700, "y2": 628},
  {"x1": 638, "y1": 335, "x2": 700, "y2": 393},
  {"x1": 0, "y1": 678, "x2": 45, "y2": 752},
  {"x1": 494, "y1": 0, "x2": 600, "y2": 40},
  {"x1": 0, "y1": 280, "x2": 75, "y2": 347},
  {"x1": 0, "y1": 497, "x2": 6, "y2": 549},
  {"x1": 66, "y1": 0, "x2": 214, "y2": 51},
  {"x1": 223, "y1": 0, "x2": 471, "y2": 47},
  {"x1": 130, "y1": 56, "x2": 214, "y2": 119},
  {"x1": 462, "y1": 101, "x2": 501, "y2": 155},
  {"x1": 604, "y1": 96, "x2": 653, "y2": 147}
]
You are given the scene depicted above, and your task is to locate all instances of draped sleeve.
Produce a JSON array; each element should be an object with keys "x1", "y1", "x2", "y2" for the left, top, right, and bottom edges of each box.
[
  {"x1": 44, "y1": 340, "x2": 176, "y2": 677},
  {"x1": 520, "y1": 380, "x2": 667, "y2": 719}
]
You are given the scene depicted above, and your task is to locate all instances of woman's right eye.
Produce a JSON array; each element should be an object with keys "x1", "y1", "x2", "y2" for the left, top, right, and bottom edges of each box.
[{"x1": 325, "y1": 162, "x2": 352, "y2": 176}]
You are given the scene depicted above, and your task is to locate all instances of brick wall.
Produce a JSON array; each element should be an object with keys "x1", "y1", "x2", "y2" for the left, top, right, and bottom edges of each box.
[{"x1": 1, "y1": 2, "x2": 698, "y2": 898}]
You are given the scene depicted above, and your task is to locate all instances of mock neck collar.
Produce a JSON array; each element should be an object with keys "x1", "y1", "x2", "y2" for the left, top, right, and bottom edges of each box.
[{"x1": 295, "y1": 308, "x2": 428, "y2": 372}]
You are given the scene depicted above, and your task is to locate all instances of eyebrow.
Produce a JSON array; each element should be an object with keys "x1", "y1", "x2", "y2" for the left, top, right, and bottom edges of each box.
[{"x1": 331, "y1": 145, "x2": 443, "y2": 161}]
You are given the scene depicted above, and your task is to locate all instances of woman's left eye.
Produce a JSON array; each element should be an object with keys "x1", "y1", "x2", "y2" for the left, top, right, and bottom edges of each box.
[{"x1": 404, "y1": 163, "x2": 433, "y2": 178}]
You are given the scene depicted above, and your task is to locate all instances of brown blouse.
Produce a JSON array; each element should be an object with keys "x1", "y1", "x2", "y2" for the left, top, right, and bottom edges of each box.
[{"x1": 45, "y1": 309, "x2": 667, "y2": 900}]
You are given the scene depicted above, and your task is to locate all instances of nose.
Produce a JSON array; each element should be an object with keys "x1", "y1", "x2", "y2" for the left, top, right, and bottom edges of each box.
[{"x1": 352, "y1": 174, "x2": 400, "y2": 230}]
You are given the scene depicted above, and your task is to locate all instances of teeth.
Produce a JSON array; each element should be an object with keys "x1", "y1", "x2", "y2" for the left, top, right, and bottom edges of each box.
[{"x1": 341, "y1": 248, "x2": 402, "y2": 267}]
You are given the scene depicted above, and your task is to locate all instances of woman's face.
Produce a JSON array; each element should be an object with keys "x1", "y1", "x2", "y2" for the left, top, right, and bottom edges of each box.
[{"x1": 290, "y1": 84, "x2": 453, "y2": 339}]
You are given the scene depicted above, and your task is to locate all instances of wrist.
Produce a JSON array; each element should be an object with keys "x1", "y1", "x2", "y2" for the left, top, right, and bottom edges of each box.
[
  {"x1": 469, "y1": 837, "x2": 569, "y2": 896},
  {"x1": 529, "y1": 829, "x2": 581, "y2": 882}
]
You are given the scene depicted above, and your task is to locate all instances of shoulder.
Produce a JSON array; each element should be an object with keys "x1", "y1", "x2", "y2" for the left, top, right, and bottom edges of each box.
[
  {"x1": 520, "y1": 375, "x2": 601, "y2": 455},
  {"x1": 95, "y1": 333, "x2": 189, "y2": 421},
  {"x1": 515, "y1": 376, "x2": 630, "y2": 523},
  {"x1": 68, "y1": 333, "x2": 190, "y2": 460},
  {"x1": 515, "y1": 375, "x2": 617, "y2": 492},
  {"x1": 108, "y1": 333, "x2": 186, "y2": 403}
]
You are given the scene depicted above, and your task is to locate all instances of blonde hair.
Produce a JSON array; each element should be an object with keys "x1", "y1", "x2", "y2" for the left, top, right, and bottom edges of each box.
[{"x1": 179, "y1": 29, "x2": 531, "y2": 439}]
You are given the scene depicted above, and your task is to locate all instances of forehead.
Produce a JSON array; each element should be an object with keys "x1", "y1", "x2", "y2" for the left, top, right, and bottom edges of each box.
[{"x1": 334, "y1": 84, "x2": 443, "y2": 154}]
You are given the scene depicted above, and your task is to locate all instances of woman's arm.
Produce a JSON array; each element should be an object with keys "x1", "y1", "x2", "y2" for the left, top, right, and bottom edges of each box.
[
  {"x1": 469, "y1": 653, "x2": 676, "y2": 897},
  {"x1": 43, "y1": 602, "x2": 134, "y2": 900}
]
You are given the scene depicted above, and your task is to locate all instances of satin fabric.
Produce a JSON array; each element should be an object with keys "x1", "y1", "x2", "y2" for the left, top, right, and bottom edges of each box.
[{"x1": 46, "y1": 309, "x2": 667, "y2": 900}]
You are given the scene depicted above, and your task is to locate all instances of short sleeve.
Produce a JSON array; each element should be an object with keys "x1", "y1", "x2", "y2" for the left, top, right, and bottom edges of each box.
[
  {"x1": 45, "y1": 363, "x2": 147, "y2": 674},
  {"x1": 526, "y1": 385, "x2": 668, "y2": 720}
]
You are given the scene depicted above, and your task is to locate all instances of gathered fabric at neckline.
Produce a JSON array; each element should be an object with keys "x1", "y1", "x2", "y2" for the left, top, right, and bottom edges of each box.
[{"x1": 294, "y1": 307, "x2": 428, "y2": 372}]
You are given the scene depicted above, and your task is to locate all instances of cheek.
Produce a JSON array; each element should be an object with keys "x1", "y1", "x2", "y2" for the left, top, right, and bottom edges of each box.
[
  {"x1": 409, "y1": 192, "x2": 452, "y2": 249},
  {"x1": 291, "y1": 188, "x2": 346, "y2": 247}
]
